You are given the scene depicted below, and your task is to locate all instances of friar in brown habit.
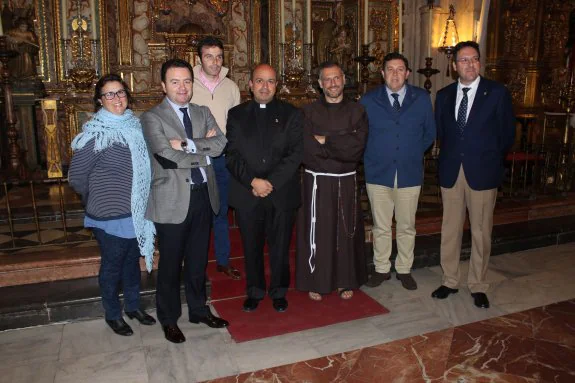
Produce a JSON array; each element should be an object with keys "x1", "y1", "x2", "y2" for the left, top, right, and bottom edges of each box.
[{"x1": 295, "y1": 61, "x2": 368, "y2": 301}]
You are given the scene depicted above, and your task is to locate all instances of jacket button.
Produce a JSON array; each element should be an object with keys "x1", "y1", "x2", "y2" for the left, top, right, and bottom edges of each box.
[
  {"x1": 262, "y1": 159, "x2": 266, "y2": 163},
  {"x1": 185, "y1": 178, "x2": 190, "y2": 182},
  {"x1": 460, "y1": 153, "x2": 464, "y2": 157},
  {"x1": 393, "y1": 160, "x2": 397, "y2": 163},
  {"x1": 396, "y1": 147, "x2": 399, "y2": 150}
]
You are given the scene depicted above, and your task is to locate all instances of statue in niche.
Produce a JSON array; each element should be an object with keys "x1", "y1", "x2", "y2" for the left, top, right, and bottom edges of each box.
[
  {"x1": 6, "y1": 18, "x2": 39, "y2": 78},
  {"x1": 328, "y1": 25, "x2": 353, "y2": 77},
  {"x1": 315, "y1": 18, "x2": 336, "y2": 66}
]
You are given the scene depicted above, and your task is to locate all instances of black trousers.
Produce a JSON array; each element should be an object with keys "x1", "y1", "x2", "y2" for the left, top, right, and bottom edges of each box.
[
  {"x1": 236, "y1": 198, "x2": 295, "y2": 300},
  {"x1": 155, "y1": 186, "x2": 211, "y2": 325}
]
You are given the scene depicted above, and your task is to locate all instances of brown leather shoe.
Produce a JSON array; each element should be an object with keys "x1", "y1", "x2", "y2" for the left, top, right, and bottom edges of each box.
[
  {"x1": 396, "y1": 273, "x2": 418, "y2": 290},
  {"x1": 216, "y1": 264, "x2": 241, "y2": 280},
  {"x1": 162, "y1": 324, "x2": 185, "y2": 343},
  {"x1": 365, "y1": 271, "x2": 391, "y2": 287}
]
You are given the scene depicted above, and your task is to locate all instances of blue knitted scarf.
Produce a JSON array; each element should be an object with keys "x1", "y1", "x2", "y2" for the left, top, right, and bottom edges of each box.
[{"x1": 71, "y1": 108, "x2": 156, "y2": 271}]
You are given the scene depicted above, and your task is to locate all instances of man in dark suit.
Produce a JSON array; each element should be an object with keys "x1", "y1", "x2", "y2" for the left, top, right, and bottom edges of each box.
[
  {"x1": 226, "y1": 64, "x2": 303, "y2": 313},
  {"x1": 142, "y1": 59, "x2": 229, "y2": 344},
  {"x1": 431, "y1": 41, "x2": 515, "y2": 309}
]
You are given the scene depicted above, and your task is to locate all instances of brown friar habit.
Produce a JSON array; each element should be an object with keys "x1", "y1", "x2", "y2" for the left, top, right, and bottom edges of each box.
[{"x1": 296, "y1": 97, "x2": 368, "y2": 294}]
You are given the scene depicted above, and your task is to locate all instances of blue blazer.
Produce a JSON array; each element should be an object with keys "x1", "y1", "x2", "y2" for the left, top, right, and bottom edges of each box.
[
  {"x1": 361, "y1": 84, "x2": 436, "y2": 188},
  {"x1": 435, "y1": 77, "x2": 515, "y2": 190}
]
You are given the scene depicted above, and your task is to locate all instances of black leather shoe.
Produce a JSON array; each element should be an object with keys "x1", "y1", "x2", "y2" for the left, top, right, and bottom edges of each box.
[
  {"x1": 365, "y1": 272, "x2": 391, "y2": 287},
  {"x1": 189, "y1": 311, "x2": 229, "y2": 328},
  {"x1": 431, "y1": 285, "x2": 459, "y2": 299},
  {"x1": 242, "y1": 298, "x2": 260, "y2": 312},
  {"x1": 125, "y1": 309, "x2": 156, "y2": 326},
  {"x1": 106, "y1": 318, "x2": 133, "y2": 336},
  {"x1": 163, "y1": 325, "x2": 186, "y2": 343},
  {"x1": 471, "y1": 292, "x2": 490, "y2": 309},
  {"x1": 273, "y1": 298, "x2": 288, "y2": 312}
]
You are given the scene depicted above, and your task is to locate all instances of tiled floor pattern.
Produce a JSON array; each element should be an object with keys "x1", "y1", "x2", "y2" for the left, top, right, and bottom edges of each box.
[
  {"x1": 0, "y1": 243, "x2": 574, "y2": 383},
  {"x1": 205, "y1": 299, "x2": 575, "y2": 382}
]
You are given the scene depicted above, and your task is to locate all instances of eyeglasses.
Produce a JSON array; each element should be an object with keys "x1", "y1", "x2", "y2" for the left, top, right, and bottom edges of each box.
[
  {"x1": 100, "y1": 89, "x2": 127, "y2": 100},
  {"x1": 456, "y1": 56, "x2": 480, "y2": 64}
]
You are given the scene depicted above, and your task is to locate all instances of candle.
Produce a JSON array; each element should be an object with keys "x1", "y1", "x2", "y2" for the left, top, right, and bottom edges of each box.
[
  {"x1": 306, "y1": 0, "x2": 311, "y2": 44},
  {"x1": 61, "y1": 0, "x2": 68, "y2": 39},
  {"x1": 0, "y1": 13, "x2": 3, "y2": 36},
  {"x1": 364, "y1": 0, "x2": 369, "y2": 45},
  {"x1": 427, "y1": 8, "x2": 432, "y2": 57},
  {"x1": 292, "y1": 0, "x2": 296, "y2": 25},
  {"x1": 280, "y1": 0, "x2": 285, "y2": 43},
  {"x1": 398, "y1": 0, "x2": 402, "y2": 53},
  {"x1": 90, "y1": 0, "x2": 97, "y2": 40}
]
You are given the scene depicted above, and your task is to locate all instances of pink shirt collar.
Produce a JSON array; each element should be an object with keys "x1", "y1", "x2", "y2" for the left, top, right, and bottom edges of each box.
[{"x1": 198, "y1": 69, "x2": 221, "y2": 93}]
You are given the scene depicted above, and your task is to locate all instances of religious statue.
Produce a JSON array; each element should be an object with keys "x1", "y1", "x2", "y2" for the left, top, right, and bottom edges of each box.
[
  {"x1": 328, "y1": 25, "x2": 353, "y2": 77},
  {"x1": 6, "y1": 18, "x2": 39, "y2": 78},
  {"x1": 315, "y1": 19, "x2": 336, "y2": 66}
]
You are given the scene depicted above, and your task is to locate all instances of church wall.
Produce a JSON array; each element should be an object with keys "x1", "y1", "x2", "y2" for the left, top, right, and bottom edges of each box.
[{"x1": 2, "y1": 0, "x2": 572, "y2": 172}]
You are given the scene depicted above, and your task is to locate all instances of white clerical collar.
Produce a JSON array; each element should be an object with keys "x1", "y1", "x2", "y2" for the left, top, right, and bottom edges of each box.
[{"x1": 259, "y1": 104, "x2": 266, "y2": 108}]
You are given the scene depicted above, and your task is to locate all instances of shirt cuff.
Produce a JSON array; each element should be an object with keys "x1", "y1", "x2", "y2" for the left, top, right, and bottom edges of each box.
[{"x1": 186, "y1": 139, "x2": 197, "y2": 153}]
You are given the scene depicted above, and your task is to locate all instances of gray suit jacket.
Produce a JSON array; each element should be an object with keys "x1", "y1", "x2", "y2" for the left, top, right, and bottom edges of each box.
[{"x1": 141, "y1": 98, "x2": 227, "y2": 224}]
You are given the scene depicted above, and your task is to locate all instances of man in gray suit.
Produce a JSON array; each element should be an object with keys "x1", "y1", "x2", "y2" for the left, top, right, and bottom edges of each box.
[{"x1": 142, "y1": 58, "x2": 229, "y2": 344}]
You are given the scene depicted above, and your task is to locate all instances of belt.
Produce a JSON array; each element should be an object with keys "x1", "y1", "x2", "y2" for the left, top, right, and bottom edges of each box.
[
  {"x1": 304, "y1": 169, "x2": 356, "y2": 274},
  {"x1": 190, "y1": 182, "x2": 207, "y2": 191}
]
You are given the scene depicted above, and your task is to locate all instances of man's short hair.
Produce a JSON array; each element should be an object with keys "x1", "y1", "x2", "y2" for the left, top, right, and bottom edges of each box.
[
  {"x1": 318, "y1": 61, "x2": 342, "y2": 79},
  {"x1": 382, "y1": 52, "x2": 410, "y2": 72},
  {"x1": 197, "y1": 36, "x2": 224, "y2": 57},
  {"x1": 453, "y1": 41, "x2": 480, "y2": 61},
  {"x1": 160, "y1": 59, "x2": 194, "y2": 83}
]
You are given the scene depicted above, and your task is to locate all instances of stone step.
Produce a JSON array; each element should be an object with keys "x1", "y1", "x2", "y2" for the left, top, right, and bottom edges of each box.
[{"x1": 2, "y1": 214, "x2": 575, "y2": 331}]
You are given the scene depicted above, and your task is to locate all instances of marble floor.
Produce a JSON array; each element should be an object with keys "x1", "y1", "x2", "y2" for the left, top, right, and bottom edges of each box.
[{"x1": 1, "y1": 243, "x2": 574, "y2": 383}]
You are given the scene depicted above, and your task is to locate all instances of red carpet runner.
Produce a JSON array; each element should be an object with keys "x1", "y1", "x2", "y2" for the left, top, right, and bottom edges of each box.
[{"x1": 206, "y1": 217, "x2": 389, "y2": 343}]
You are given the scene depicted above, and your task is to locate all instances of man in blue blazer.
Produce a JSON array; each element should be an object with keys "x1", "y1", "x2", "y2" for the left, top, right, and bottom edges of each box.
[
  {"x1": 431, "y1": 41, "x2": 515, "y2": 309},
  {"x1": 361, "y1": 52, "x2": 436, "y2": 291}
]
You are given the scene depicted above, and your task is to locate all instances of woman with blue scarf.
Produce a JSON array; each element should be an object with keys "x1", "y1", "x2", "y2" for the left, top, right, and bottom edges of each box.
[{"x1": 69, "y1": 74, "x2": 156, "y2": 336}]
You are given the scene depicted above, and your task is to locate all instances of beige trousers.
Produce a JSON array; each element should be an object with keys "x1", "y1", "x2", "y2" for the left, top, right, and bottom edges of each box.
[
  {"x1": 440, "y1": 166, "x2": 497, "y2": 293},
  {"x1": 366, "y1": 180, "x2": 421, "y2": 274}
]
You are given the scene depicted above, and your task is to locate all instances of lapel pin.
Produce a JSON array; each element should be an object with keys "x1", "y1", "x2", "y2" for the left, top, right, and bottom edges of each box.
[
  {"x1": 275, "y1": 118, "x2": 279, "y2": 123},
  {"x1": 484, "y1": 91, "x2": 488, "y2": 95}
]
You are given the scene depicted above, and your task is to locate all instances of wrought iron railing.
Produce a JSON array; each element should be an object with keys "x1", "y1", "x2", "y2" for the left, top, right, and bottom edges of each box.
[{"x1": 0, "y1": 146, "x2": 573, "y2": 253}]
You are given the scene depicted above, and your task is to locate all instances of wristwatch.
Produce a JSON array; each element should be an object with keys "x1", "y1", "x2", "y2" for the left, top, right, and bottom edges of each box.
[{"x1": 181, "y1": 141, "x2": 188, "y2": 151}]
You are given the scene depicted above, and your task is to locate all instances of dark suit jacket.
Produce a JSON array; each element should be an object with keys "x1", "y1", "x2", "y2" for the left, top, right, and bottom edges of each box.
[
  {"x1": 141, "y1": 98, "x2": 227, "y2": 223},
  {"x1": 226, "y1": 99, "x2": 303, "y2": 211},
  {"x1": 436, "y1": 77, "x2": 515, "y2": 190}
]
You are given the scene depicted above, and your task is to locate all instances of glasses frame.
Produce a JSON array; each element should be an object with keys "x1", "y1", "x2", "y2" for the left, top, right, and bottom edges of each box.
[
  {"x1": 100, "y1": 89, "x2": 128, "y2": 100},
  {"x1": 455, "y1": 56, "x2": 480, "y2": 64}
]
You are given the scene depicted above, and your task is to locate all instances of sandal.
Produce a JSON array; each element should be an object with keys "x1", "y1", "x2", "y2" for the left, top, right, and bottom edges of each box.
[
  {"x1": 338, "y1": 288, "x2": 354, "y2": 300},
  {"x1": 308, "y1": 291, "x2": 322, "y2": 301}
]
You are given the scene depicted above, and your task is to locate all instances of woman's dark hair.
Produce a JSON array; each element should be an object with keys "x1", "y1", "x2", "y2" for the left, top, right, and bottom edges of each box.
[{"x1": 93, "y1": 73, "x2": 133, "y2": 112}]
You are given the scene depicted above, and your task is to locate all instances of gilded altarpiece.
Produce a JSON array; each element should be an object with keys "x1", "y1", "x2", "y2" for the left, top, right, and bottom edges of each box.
[
  {"x1": 486, "y1": 0, "x2": 575, "y2": 146},
  {"x1": 366, "y1": 0, "x2": 399, "y2": 83}
]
